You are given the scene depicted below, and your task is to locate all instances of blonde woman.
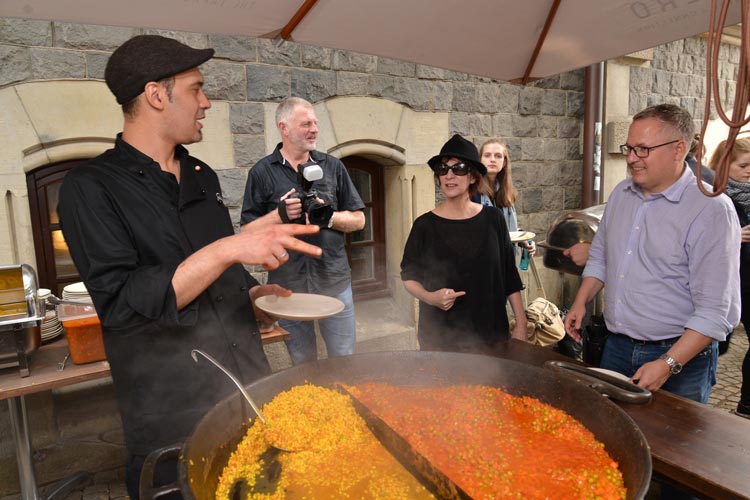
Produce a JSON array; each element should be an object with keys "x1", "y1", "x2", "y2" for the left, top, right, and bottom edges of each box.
[
  {"x1": 477, "y1": 139, "x2": 535, "y2": 257},
  {"x1": 708, "y1": 137, "x2": 750, "y2": 418}
]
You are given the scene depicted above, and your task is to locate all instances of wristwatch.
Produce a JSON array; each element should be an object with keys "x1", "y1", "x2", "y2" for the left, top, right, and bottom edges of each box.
[
  {"x1": 327, "y1": 211, "x2": 335, "y2": 229},
  {"x1": 659, "y1": 353, "x2": 683, "y2": 375}
]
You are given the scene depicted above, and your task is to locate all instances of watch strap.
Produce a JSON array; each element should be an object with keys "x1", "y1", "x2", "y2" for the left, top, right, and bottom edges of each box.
[{"x1": 659, "y1": 353, "x2": 682, "y2": 374}]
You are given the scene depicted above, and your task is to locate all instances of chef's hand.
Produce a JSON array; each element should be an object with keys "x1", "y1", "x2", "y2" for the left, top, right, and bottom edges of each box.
[
  {"x1": 250, "y1": 284, "x2": 292, "y2": 326},
  {"x1": 742, "y1": 224, "x2": 750, "y2": 243},
  {"x1": 631, "y1": 359, "x2": 670, "y2": 392},
  {"x1": 430, "y1": 289, "x2": 466, "y2": 311},
  {"x1": 234, "y1": 223, "x2": 321, "y2": 270},
  {"x1": 521, "y1": 240, "x2": 536, "y2": 257},
  {"x1": 563, "y1": 242, "x2": 591, "y2": 267},
  {"x1": 563, "y1": 302, "x2": 585, "y2": 343}
]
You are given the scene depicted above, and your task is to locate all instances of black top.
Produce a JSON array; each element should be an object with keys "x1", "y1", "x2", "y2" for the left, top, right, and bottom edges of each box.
[
  {"x1": 240, "y1": 143, "x2": 365, "y2": 295},
  {"x1": 58, "y1": 135, "x2": 270, "y2": 455},
  {"x1": 730, "y1": 201, "x2": 750, "y2": 287},
  {"x1": 400, "y1": 206, "x2": 524, "y2": 351}
]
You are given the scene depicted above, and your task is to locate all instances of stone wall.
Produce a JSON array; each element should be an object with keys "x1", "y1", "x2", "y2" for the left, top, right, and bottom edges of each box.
[
  {"x1": 629, "y1": 38, "x2": 739, "y2": 122},
  {"x1": 0, "y1": 17, "x2": 586, "y2": 241}
]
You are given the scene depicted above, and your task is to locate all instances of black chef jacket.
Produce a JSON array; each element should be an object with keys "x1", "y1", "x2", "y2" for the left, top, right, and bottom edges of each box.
[{"x1": 58, "y1": 135, "x2": 270, "y2": 455}]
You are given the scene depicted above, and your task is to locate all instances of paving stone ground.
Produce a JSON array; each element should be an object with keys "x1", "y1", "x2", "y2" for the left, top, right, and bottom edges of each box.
[
  {"x1": 17, "y1": 330, "x2": 750, "y2": 500},
  {"x1": 709, "y1": 326, "x2": 748, "y2": 414}
]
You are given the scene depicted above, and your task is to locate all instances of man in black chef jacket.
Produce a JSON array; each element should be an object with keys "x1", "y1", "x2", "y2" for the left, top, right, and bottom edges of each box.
[{"x1": 57, "y1": 35, "x2": 321, "y2": 499}]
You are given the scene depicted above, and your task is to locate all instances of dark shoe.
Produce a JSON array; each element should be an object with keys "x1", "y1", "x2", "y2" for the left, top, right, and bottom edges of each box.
[{"x1": 733, "y1": 407, "x2": 750, "y2": 419}]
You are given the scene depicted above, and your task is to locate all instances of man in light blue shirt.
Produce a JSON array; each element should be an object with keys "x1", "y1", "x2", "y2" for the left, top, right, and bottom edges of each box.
[{"x1": 564, "y1": 104, "x2": 740, "y2": 404}]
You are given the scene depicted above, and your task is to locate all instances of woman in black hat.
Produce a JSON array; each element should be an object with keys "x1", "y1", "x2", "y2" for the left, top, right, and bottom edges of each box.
[{"x1": 400, "y1": 134, "x2": 528, "y2": 351}]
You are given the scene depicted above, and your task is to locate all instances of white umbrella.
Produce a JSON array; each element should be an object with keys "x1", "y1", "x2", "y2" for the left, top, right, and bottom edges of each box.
[{"x1": 0, "y1": 0, "x2": 742, "y2": 83}]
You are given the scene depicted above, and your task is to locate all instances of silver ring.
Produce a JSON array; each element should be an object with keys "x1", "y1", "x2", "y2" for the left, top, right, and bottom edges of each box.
[{"x1": 279, "y1": 251, "x2": 288, "y2": 259}]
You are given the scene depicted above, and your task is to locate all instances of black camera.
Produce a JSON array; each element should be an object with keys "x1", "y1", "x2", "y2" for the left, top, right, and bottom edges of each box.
[
  {"x1": 287, "y1": 188, "x2": 334, "y2": 227},
  {"x1": 280, "y1": 160, "x2": 334, "y2": 227}
]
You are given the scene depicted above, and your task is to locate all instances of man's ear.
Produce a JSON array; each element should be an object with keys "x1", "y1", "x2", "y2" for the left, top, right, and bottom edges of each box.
[
  {"x1": 675, "y1": 138, "x2": 688, "y2": 160},
  {"x1": 143, "y1": 81, "x2": 167, "y2": 110}
]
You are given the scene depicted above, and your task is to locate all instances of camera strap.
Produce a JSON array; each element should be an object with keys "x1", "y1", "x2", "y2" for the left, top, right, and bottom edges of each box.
[{"x1": 278, "y1": 199, "x2": 293, "y2": 224}]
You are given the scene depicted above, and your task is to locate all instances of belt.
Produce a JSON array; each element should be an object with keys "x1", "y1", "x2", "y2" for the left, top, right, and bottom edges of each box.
[{"x1": 611, "y1": 332, "x2": 680, "y2": 346}]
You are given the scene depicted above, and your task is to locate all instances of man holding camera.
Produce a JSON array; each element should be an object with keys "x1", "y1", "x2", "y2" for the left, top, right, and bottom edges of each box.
[{"x1": 241, "y1": 97, "x2": 365, "y2": 364}]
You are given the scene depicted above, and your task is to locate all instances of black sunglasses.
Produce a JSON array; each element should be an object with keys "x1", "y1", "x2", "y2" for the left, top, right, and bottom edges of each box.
[{"x1": 437, "y1": 162, "x2": 471, "y2": 176}]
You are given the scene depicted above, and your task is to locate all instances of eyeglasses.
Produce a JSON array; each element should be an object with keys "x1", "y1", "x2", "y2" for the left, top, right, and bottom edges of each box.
[
  {"x1": 619, "y1": 139, "x2": 680, "y2": 158},
  {"x1": 436, "y1": 162, "x2": 470, "y2": 176}
]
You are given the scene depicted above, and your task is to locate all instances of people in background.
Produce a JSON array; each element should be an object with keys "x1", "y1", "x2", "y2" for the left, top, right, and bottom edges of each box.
[
  {"x1": 708, "y1": 137, "x2": 750, "y2": 419},
  {"x1": 240, "y1": 97, "x2": 365, "y2": 365},
  {"x1": 58, "y1": 36, "x2": 322, "y2": 498},
  {"x1": 562, "y1": 241, "x2": 591, "y2": 267},
  {"x1": 401, "y1": 134, "x2": 528, "y2": 351},
  {"x1": 476, "y1": 139, "x2": 536, "y2": 257},
  {"x1": 687, "y1": 133, "x2": 715, "y2": 184}
]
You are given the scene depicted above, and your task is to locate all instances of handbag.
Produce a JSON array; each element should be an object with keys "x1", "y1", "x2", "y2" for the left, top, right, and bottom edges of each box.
[{"x1": 514, "y1": 259, "x2": 566, "y2": 347}]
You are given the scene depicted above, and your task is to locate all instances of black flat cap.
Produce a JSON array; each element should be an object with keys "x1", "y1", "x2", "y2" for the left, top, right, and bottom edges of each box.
[{"x1": 105, "y1": 35, "x2": 214, "y2": 105}]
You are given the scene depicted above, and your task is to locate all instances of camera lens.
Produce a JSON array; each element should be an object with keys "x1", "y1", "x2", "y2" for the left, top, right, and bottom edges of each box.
[{"x1": 307, "y1": 201, "x2": 333, "y2": 227}]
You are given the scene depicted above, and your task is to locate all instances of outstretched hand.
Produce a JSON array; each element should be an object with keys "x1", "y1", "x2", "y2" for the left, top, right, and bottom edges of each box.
[{"x1": 233, "y1": 223, "x2": 322, "y2": 270}]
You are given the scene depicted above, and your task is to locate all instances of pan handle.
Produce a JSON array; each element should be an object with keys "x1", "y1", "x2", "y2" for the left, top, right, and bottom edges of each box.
[
  {"x1": 139, "y1": 444, "x2": 183, "y2": 500},
  {"x1": 544, "y1": 360, "x2": 652, "y2": 404}
]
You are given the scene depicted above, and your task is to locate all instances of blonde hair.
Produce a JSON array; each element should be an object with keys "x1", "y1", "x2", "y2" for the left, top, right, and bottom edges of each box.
[
  {"x1": 479, "y1": 139, "x2": 518, "y2": 207},
  {"x1": 708, "y1": 137, "x2": 750, "y2": 171}
]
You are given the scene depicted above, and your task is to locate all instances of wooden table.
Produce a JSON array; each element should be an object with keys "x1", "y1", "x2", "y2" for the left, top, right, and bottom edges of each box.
[
  {"x1": 0, "y1": 338, "x2": 111, "y2": 500},
  {"x1": 489, "y1": 340, "x2": 750, "y2": 500}
]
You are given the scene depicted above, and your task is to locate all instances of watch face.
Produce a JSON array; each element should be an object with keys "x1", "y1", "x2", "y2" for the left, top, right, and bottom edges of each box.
[{"x1": 661, "y1": 354, "x2": 681, "y2": 374}]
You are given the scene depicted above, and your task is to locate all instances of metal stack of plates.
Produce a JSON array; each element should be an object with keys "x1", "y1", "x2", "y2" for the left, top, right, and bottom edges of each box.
[{"x1": 38, "y1": 288, "x2": 63, "y2": 342}]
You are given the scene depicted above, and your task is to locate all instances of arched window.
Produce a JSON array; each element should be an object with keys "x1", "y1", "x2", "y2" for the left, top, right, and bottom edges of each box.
[{"x1": 26, "y1": 160, "x2": 85, "y2": 295}]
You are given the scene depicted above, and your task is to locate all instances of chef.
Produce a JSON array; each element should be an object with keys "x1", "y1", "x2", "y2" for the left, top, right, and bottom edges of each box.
[{"x1": 58, "y1": 35, "x2": 321, "y2": 499}]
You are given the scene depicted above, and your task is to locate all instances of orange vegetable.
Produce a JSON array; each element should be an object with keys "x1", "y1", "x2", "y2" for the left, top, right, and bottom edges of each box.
[{"x1": 346, "y1": 383, "x2": 626, "y2": 500}]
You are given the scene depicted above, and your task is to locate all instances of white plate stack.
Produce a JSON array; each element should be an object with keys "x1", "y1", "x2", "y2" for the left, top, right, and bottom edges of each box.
[
  {"x1": 62, "y1": 282, "x2": 92, "y2": 302},
  {"x1": 37, "y1": 288, "x2": 64, "y2": 342}
]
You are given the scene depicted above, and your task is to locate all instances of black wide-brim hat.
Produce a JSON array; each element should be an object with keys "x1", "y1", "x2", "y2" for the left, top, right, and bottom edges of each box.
[
  {"x1": 105, "y1": 35, "x2": 215, "y2": 104},
  {"x1": 427, "y1": 134, "x2": 487, "y2": 176}
]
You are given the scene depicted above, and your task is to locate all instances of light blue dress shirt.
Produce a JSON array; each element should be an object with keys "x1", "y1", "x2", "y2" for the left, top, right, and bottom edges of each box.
[{"x1": 583, "y1": 166, "x2": 741, "y2": 341}]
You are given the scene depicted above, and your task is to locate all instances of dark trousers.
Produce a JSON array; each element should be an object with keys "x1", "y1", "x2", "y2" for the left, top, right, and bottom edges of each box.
[{"x1": 739, "y1": 287, "x2": 750, "y2": 413}]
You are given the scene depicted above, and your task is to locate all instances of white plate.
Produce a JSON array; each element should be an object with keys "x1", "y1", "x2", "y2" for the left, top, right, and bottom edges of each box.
[
  {"x1": 63, "y1": 282, "x2": 88, "y2": 294},
  {"x1": 589, "y1": 367, "x2": 631, "y2": 382},
  {"x1": 254, "y1": 293, "x2": 345, "y2": 321},
  {"x1": 509, "y1": 230, "x2": 536, "y2": 243}
]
